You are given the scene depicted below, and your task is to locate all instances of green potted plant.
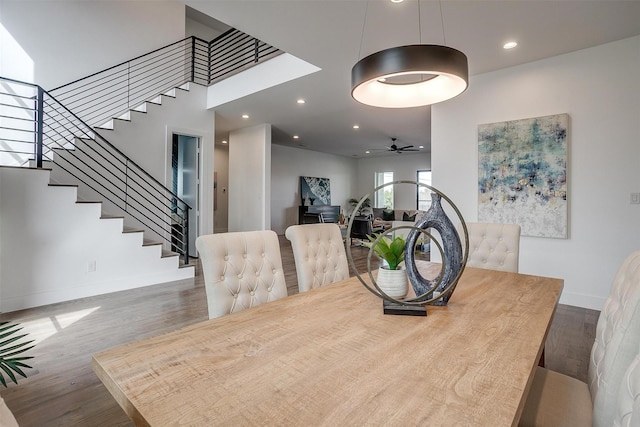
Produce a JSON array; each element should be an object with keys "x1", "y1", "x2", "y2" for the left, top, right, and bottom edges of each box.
[
  {"x1": 366, "y1": 233, "x2": 408, "y2": 298},
  {"x1": 0, "y1": 321, "x2": 34, "y2": 425},
  {"x1": 0, "y1": 322, "x2": 34, "y2": 387},
  {"x1": 348, "y1": 197, "x2": 371, "y2": 217}
]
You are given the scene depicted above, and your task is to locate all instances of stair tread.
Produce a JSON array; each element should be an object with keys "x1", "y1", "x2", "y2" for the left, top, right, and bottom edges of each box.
[
  {"x1": 48, "y1": 183, "x2": 78, "y2": 187},
  {"x1": 100, "y1": 214, "x2": 124, "y2": 220},
  {"x1": 76, "y1": 200, "x2": 102, "y2": 204}
]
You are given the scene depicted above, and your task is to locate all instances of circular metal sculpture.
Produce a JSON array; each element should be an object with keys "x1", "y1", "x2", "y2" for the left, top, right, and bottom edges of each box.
[{"x1": 346, "y1": 181, "x2": 469, "y2": 314}]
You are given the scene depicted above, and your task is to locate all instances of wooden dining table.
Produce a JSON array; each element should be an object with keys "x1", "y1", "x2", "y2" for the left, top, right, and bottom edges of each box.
[{"x1": 92, "y1": 263, "x2": 563, "y2": 426}]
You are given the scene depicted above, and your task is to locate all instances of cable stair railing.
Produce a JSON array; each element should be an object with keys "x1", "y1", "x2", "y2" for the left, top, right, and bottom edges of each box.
[{"x1": 0, "y1": 28, "x2": 283, "y2": 264}]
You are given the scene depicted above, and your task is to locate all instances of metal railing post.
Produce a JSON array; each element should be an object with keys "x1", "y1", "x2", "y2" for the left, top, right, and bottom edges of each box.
[
  {"x1": 207, "y1": 39, "x2": 213, "y2": 84},
  {"x1": 254, "y1": 39, "x2": 259, "y2": 63},
  {"x1": 127, "y1": 63, "x2": 131, "y2": 109},
  {"x1": 124, "y1": 159, "x2": 129, "y2": 212},
  {"x1": 190, "y1": 37, "x2": 196, "y2": 83},
  {"x1": 183, "y1": 206, "x2": 190, "y2": 263},
  {"x1": 35, "y1": 86, "x2": 44, "y2": 168}
]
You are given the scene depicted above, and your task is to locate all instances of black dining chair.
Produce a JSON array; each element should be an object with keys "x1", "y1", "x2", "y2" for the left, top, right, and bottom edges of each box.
[{"x1": 350, "y1": 216, "x2": 374, "y2": 244}]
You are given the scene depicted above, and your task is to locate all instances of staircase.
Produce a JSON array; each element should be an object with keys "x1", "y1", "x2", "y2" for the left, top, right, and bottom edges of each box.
[
  {"x1": 0, "y1": 29, "x2": 282, "y2": 312},
  {"x1": 0, "y1": 167, "x2": 194, "y2": 312}
]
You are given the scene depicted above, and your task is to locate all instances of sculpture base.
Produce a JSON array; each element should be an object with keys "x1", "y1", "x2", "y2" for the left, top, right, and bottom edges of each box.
[{"x1": 383, "y1": 300, "x2": 427, "y2": 316}]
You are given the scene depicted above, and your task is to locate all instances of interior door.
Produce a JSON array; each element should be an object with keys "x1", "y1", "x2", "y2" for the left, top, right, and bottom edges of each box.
[{"x1": 173, "y1": 134, "x2": 199, "y2": 257}]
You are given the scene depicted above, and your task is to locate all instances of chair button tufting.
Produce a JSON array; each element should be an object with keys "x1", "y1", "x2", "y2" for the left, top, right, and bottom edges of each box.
[
  {"x1": 224, "y1": 256, "x2": 228, "y2": 261},
  {"x1": 250, "y1": 291, "x2": 255, "y2": 296},
  {"x1": 243, "y1": 254, "x2": 247, "y2": 259},
  {"x1": 238, "y1": 274, "x2": 242, "y2": 279},
  {"x1": 220, "y1": 275, "x2": 225, "y2": 280}
]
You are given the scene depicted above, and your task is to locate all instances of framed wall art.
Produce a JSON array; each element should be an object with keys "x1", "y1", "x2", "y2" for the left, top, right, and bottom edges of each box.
[
  {"x1": 300, "y1": 176, "x2": 331, "y2": 206},
  {"x1": 478, "y1": 113, "x2": 569, "y2": 238}
]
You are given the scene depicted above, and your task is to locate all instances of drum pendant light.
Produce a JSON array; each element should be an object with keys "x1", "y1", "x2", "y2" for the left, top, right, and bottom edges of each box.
[{"x1": 351, "y1": 1, "x2": 468, "y2": 108}]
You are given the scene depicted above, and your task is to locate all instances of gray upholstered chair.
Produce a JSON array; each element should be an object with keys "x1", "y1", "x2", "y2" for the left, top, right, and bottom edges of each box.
[
  {"x1": 195, "y1": 230, "x2": 288, "y2": 319},
  {"x1": 461, "y1": 222, "x2": 521, "y2": 273},
  {"x1": 285, "y1": 223, "x2": 350, "y2": 293},
  {"x1": 519, "y1": 251, "x2": 640, "y2": 426}
]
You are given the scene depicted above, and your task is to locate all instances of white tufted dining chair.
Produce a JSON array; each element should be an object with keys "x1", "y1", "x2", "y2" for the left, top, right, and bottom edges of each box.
[
  {"x1": 519, "y1": 251, "x2": 640, "y2": 427},
  {"x1": 195, "y1": 230, "x2": 288, "y2": 319},
  {"x1": 285, "y1": 223, "x2": 350, "y2": 293},
  {"x1": 613, "y1": 346, "x2": 640, "y2": 426},
  {"x1": 460, "y1": 222, "x2": 521, "y2": 273}
]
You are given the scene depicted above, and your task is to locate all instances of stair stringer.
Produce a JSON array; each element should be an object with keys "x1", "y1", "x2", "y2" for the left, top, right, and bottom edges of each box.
[{"x1": 0, "y1": 166, "x2": 194, "y2": 313}]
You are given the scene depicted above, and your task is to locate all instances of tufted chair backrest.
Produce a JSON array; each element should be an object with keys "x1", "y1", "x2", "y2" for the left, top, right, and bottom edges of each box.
[
  {"x1": 589, "y1": 251, "x2": 640, "y2": 427},
  {"x1": 613, "y1": 346, "x2": 640, "y2": 427},
  {"x1": 195, "y1": 230, "x2": 288, "y2": 319},
  {"x1": 285, "y1": 223, "x2": 350, "y2": 293},
  {"x1": 459, "y1": 222, "x2": 521, "y2": 273}
]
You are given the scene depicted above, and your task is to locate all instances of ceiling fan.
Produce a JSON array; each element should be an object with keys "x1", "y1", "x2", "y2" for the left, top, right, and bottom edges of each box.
[{"x1": 385, "y1": 137, "x2": 418, "y2": 153}]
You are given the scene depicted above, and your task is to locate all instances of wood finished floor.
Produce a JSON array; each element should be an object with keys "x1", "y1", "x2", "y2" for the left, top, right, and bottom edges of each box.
[{"x1": 1, "y1": 236, "x2": 599, "y2": 426}]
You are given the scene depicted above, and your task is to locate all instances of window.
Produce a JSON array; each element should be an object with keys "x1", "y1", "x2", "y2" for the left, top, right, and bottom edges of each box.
[
  {"x1": 374, "y1": 171, "x2": 394, "y2": 209},
  {"x1": 417, "y1": 170, "x2": 432, "y2": 210}
]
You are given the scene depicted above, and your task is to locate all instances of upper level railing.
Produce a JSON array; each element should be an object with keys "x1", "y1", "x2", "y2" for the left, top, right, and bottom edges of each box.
[
  {"x1": 0, "y1": 77, "x2": 192, "y2": 262},
  {"x1": 49, "y1": 29, "x2": 282, "y2": 128}
]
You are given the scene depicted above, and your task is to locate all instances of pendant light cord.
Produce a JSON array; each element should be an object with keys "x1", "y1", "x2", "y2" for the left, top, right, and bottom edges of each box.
[
  {"x1": 357, "y1": 1, "x2": 370, "y2": 60},
  {"x1": 439, "y1": 0, "x2": 447, "y2": 45},
  {"x1": 418, "y1": 0, "x2": 422, "y2": 44}
]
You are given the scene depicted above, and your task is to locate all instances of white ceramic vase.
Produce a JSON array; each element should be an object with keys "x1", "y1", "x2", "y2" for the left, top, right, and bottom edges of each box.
[{"x1": 376, "y1": 267, "x2": 409, "y2": 298}]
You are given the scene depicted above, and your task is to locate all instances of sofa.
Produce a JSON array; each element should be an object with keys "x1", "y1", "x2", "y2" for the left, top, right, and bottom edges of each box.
[
  {"x1": 371, "y1": 208, "x2": 426, "y2": 228},
  {"x1": 370, "y1": 208, "x2": 430, "y2": 249}
]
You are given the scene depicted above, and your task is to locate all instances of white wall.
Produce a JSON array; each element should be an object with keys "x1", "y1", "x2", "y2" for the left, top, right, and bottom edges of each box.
[
  {"x1": 0, "y1": 1, "x2": 186, "y2": 88},
  {"x1": 85, "y1": 84, "x2": 215, "y2": 239},
  {"x1": 355, "y1": 154, "x2": 431, "y2": 212},
  {"x1": 432, "y1": 36, "x2": 640, "y2": 310},
  {"x1": 0, "y1": 167, "x2": 193, "y2": 312},
  {"x1": 228, "y1": 124, "x2": 271, "y2": 232},
  {"x1": 186, "y1": 17, "x2": 224, "y2": 41},
  {"x1": 271, "y1": 145, "x2": 357, "y2": 235}
]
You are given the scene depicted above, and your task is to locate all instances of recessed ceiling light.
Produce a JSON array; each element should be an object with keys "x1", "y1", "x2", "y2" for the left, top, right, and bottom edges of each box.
[
  {"x1": 353, "y1": 124, "x2": 360, "y2": 129},
  {"x1": 297, "y1": 99, "x2": 305, "y2": 104},
  {"x1": 293, "y1": 135, "x2": 300, "y2": 139},
  {"x1": 390, "y1": 0, "x2": 404, "y2": 3},
  {"x1": 503, "y1": 41, "x2": 518, "y2": 50},
  {"x1": 419, "y1": 145, "x2": 424, "y2": 149},
  {"x1": 365, "y1": 150, "x2": 371, "y2": 154},
  {"x1": 222, "y1": 140, "x2": 228, "y2": 144},
  {"x1": 242, "y1": 114, "x2": 249, "y2": 119}
]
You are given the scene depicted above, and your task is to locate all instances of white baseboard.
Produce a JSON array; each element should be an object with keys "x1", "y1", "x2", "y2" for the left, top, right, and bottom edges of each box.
[
  {"x1": 1, "y1": 267, "x2": 194, "y2": 313},
  {"x1": 558, "y1": 291, "x2": 605, "y2": 311}
]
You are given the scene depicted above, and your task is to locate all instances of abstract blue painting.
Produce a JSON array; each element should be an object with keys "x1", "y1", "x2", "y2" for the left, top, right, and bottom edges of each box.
[{"x1": 478, "y1": 114, "x2": 568, "y2": 238}]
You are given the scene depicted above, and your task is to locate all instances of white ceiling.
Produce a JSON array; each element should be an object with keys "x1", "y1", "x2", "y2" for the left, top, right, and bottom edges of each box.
[{"x1": 185, "y1": 0, "x2": 640, "y2": 158}]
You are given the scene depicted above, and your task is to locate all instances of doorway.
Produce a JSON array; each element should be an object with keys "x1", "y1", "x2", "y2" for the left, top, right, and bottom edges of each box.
[{"x1": 171, "y1": 133, "x2": 200, "y2": 257}]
